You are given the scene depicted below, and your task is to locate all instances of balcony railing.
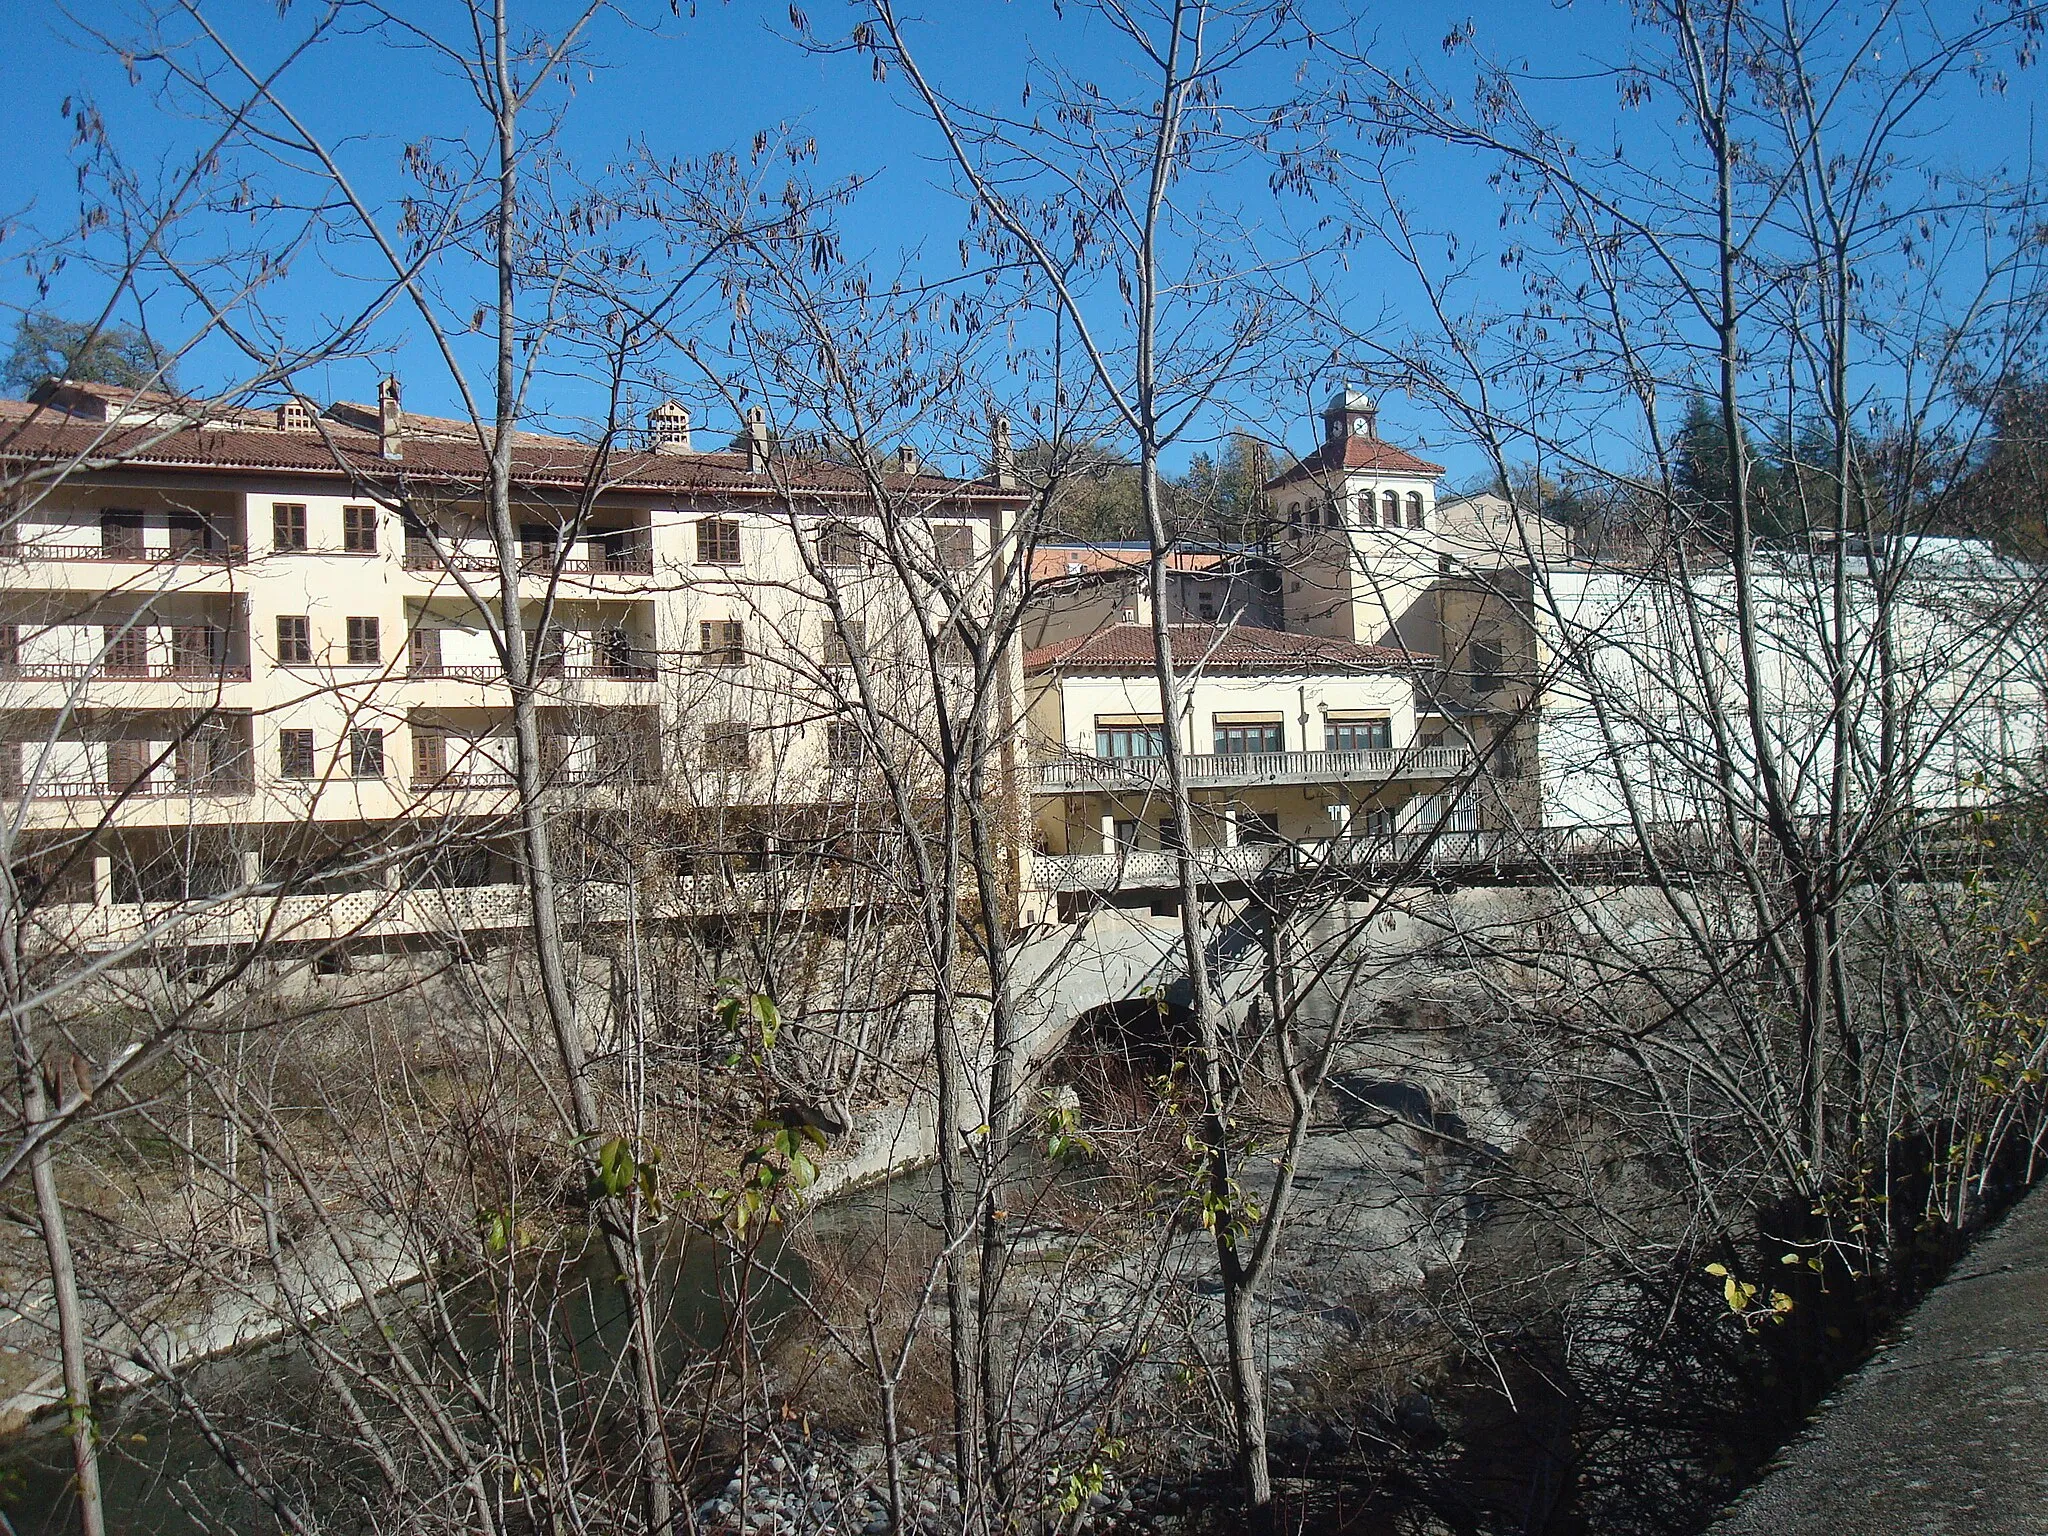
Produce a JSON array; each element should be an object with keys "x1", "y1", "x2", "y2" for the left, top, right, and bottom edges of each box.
[
  {"x1": 0, "y1": 661, "x2": 252, "y2": 684},
  {"x1": 0, "y1": 542, "x2": 248, "y2": 567},
  {"x1": 410, "y1": 766, "x2": 652, "y2": 792},
  {"x1": 1031, "y1": 831, "x2": 1501, "y2": 892},
  {"x1": 1033, "y1": 744, "x2": 1479, "y2": 794},
  {"x1": 407, "y1": 661, "x2": 657, "y2": 683},
  {"x1": 2, "y1": 776, "x2": 253, "y2": 802},
  {"x1": 401, "y1": 547, "x2": 653, "y2": 576}
]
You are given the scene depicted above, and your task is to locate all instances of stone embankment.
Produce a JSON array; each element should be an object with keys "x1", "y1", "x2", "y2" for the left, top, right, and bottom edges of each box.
[{"x1": 1711, "y1": 1180, "x2": 2048, "y2": 1536}]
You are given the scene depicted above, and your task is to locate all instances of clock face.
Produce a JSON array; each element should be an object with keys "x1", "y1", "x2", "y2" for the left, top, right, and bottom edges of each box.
[{"x1": 1352, "y1": 418, "x2": 1369, "y2": 435}]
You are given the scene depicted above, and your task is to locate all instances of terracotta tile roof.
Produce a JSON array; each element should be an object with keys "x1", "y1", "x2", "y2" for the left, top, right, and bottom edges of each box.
[
  {"x1": 1025, "y1": 622, "x2": 1425, "y2": 675},
  {"x1": 0, "y1": 397, "x2": 1021, "y2": 503},
  {"x1": 1265, "y1": 432, "x2": 1444, "y2": 488},
  {"x1": 1029, "y1": 544, "x2": 1231, "y2": 582}
]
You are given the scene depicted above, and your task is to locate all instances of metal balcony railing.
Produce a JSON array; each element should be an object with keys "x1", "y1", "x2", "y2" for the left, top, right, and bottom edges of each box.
[
  {"x1": 407, "y1": 661, "x2": 657, "y2": 683},
  {"x1": 1032, "y1": 743, "x2": 1479, "y2": 794},
  {"x1": 401, "y1": 547, "x2": 653, "y2": 576},
  {"x1": 0, "y1": 661, "x2": 252, "y2": 684},
  {"x1": 0, "y1": 543, "x2": 248, "y2": 566},
  {"x1": 1, "y1": 775, "x2": 253, "y2": 802}
]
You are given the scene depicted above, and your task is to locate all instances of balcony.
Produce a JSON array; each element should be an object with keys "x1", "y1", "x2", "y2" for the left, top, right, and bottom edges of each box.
[
  {"x1": 0, "y1": 541, "x2": 248, "y2": 568},
  {"x1": 406, "y1": 661, "x2": 657, "y2": 686},
  {"x1": 0, "y1": 661, "x2": 252, "y2": 685},
  {"x1": 401, "y1": 547, "x2": 653, "y2": 578},
  {"x1": 409, "y1": 766, "x2": 654, "y2": 793},
  {"x1": 1, "y1": 775, "x2": 252, "y2": 803},
  {"x1": 1032, "y1": 744, "x2": 1478, "y2": 795}
]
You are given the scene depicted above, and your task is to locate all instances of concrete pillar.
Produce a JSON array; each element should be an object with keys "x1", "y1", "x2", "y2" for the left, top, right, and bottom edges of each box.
[
  {"x1": 92, "y1": 855, "x2": 113, "y2": 906},
  {"x1": 242, "y1": 850, "x2": 262, "y2": 886},
  {"x1": 1222, "y1": 807, "x2": 1239, "y2": 848},
  {"x1": 1099, "y1": 812, "x2": 1117, "y2": 853}
]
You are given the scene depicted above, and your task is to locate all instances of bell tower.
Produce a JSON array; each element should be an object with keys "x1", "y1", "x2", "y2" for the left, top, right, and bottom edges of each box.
[{"x1": 1323, "y1": 389, "x2": 1379, "y2": 443}]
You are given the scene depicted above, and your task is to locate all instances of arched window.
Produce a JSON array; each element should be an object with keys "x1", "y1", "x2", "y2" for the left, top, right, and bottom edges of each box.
[
  {"x1": 1382, "y1": 490, "x2": 1400, "y2": 526},
  {"x1": 1287, "y1": 501, "x2": 1301, "y2": 527},
  {"x1": 1357, "y1": 495, "x2": 1376, "y2": 528},
  {"x1": 1325, "y1": 500, "x2": 1342, "y2": 528},
  {"x1": 1407, "y1": 492, "x2": 1426, "y2": 528}
]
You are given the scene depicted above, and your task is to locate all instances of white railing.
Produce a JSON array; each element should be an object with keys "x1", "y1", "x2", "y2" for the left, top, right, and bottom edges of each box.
[
  {"x1": 1032, "y1": 744, "x2": 1479, "y2": 793},
  {"x1": 1029, "y1": 830, "x2": 1524, "y2": 893}
]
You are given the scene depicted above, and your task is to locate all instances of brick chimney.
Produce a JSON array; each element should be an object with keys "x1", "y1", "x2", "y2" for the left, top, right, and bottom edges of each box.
[
  {"x1": 378, "y1": 376, "x2": 404, "y2": 462},
  {"x1": 649, "y1": 400, "x2": 691, "y2": 454},
  {"x1": 744, "y1": 406, "x2": 770, "y2": 473}
]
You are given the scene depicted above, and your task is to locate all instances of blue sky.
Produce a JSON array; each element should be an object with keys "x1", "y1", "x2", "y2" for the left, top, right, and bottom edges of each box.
[{"x1": 1, "y1": 1, "x2": 2040, "y2": 485}]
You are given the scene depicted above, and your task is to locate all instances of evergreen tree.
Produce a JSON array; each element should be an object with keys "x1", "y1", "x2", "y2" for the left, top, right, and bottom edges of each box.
[{"x1": 3, "y1": 312, "x2": 176, "y2": 393}]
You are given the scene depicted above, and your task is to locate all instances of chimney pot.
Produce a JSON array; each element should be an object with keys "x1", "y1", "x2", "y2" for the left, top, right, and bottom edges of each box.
[
  {"x1": 276, "y1": 398, "x2": 313, "y2": 432},
  {"x1": 378, "y1": 376, "x2": 404, "y2": 463}
]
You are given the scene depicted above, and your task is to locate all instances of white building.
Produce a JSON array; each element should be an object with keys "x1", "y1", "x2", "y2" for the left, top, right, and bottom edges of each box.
[{"x1": 0, "y1": 377, "x2": 1024, "y2": 952}]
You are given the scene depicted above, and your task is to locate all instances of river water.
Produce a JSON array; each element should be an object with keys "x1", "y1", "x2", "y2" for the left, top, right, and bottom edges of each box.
[{"x1": 0, "y1": 1221, "x2": 807, "y2": 1532}]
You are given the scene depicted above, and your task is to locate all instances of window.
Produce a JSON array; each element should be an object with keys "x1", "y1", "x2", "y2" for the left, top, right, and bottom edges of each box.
[
  {"x1": 272, "y1": 504, "x2": 308, "y2": 551},
  {"x1": 1471, "y1": 633, "x2": 1503, "y2": 693},
  {"x1": 276, "y1": 615, "x2": 312, "y2": 666},
  {"x1": 519, "y1": 524, "x2": 558, "y2": 569},
  {"x1": 1196, "y1": 588, "x2": 1217, "y2": 621},
  {"x1": 1381, "y1": 490, "x2": 1399, "y2": 527},
  {"x1": 101, "y1": 509, "x2": 145, "y2": 558},
  {"x1": 278, "y1": 729, "x2": 315, "y2": 779},
  {"x1": 696, "y1": 518, "x2": 741, "y2": 566},
  {"x1": 1095, "y1": 721, "x2": 1164, "y2": 759},
  {"x1": 1407, "y1": 492, "x2": 1426, "y2": 529},
  {"x1": 104, "y1": 626, "x2": 149, "y2": 676},
  {"x1": 1286, "y1": 501, "x2": 1301, "y2": 527},
  {"x1": 171, "y1": 625, "x2": 221, "y2": 672},
  {"x1": 0, "y1": 624, "x2": 16, "y2": 672},
  {"x1": 411, "y1": 731, "x2": 447, "y2": 783},
  {"x1": 596, "y1": 626, "x2": 634, "y2": 676},
  {"x1": 0, "y1": 741, "x2": 20, "y2": 797},
  {"x1": 1326, "y1": 716, "x2": 1393, "y2": 752},
  {"x1": 826, "y1": 721, "x2": 865, "y2": 768},
  {"x1": 107, "y1": 739, "x2": 152, "y2": 790},
  {"x1": 1214, "y1": 721, "x2": 1284, "y2": 756},
  {"x1": 346, "y1": 617, "x2": 381, "y2": 665},
  {"x1": 342, "y1": 505, "x2": 378, "y2": 553},
  {"x1": 1238, "y1": 809, "x2": 1281, "y2": 844},
  {"x1": 823, "y1": 618, "x2": 864, "y2": 668},
  {"x1": 935, "y1": 525, "x2": 975, "y2": 570},
  {"x1": 1357, "y1": 495, "x2": 1377, "y2": 529},
  {"x1": 403, "y1": 517, "x2": 435, "y2": 567},
  {"x1": 349, "y1": 728, "x2": 386, "y2": 778},
  {"x1": 818, "y1": 522, "x2": 861, "y2": 569},
  {"x1": 699, "y1": 618, "x2": 746, "y2": 666},
  {"x1": 1323, "y1": 500, "x2": 1342, "y2": 528},
  {"x1": 408, "y1": 628, "x2": 443, "y2": 675},
  {"x1": 167, "y1": 512, "x2": 210, "y2": 556},
  {"x1": 1159, "y1": 816, "x2": 1182, "y2": 852},
  {"x1": 701, "y1": 721, "x2": 750, "y2": 769}
]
